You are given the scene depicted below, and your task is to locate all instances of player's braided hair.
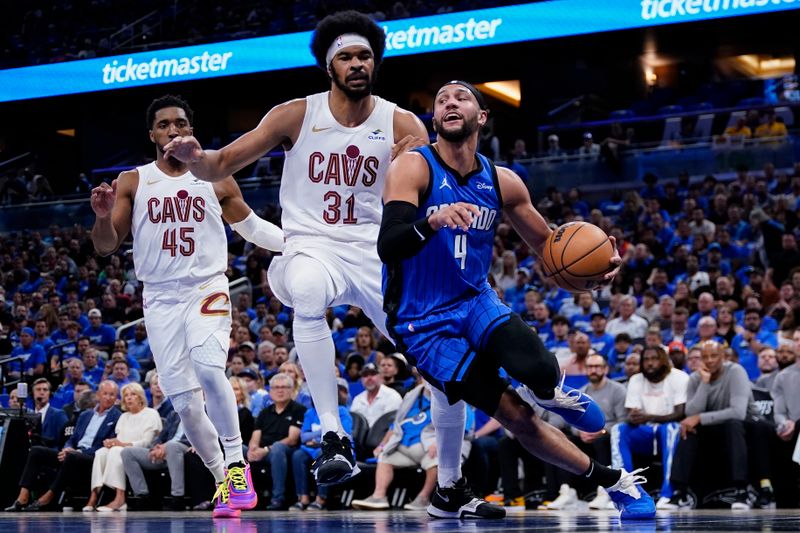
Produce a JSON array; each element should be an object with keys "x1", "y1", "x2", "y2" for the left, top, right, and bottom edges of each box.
[
  {"x1": 146, "y1": 94, "x2": 194, "y2": 129},
  {"x1": 310, "y1": 10, "x2": 386, "y2": 70}
]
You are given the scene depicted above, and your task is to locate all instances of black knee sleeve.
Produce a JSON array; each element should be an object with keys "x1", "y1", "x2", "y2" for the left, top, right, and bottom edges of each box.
[{"x1": 486, "y1": 314, "x2": 560, "y2": 396}]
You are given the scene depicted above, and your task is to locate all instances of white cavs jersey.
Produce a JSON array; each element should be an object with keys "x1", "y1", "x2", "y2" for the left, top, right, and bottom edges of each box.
[
  {"x1": 280, "y1": 91, "x2": 396, "y2": 244},
  {"x1": 131, "y1": 162, "x2": 227, "y2": 284}
]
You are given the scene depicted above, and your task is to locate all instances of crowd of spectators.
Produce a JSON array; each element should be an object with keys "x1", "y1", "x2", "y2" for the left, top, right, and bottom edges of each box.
[
  {"x1": 1, "y1": 155, "x2": 800, "y2": 511},
  {"x1": 0, "y1": 0, "x2": 532, "y2": 69}
]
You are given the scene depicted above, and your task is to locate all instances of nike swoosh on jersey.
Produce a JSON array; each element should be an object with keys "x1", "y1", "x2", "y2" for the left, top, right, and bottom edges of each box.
[
  {"x1": 312, "y1": 125, "x2": 332, "y2": 133},
  {"x1": 146, "y1": 179, "x2": 161, "y2": 185}
]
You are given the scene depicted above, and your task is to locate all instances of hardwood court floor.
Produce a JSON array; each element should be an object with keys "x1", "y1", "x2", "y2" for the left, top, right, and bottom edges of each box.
[{"x1": 1, "y1": 509, "x2": 799, "y2": 533}]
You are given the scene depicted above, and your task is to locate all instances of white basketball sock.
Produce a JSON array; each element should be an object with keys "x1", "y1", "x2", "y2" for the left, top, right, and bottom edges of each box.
[
  {"x1": 170, "y1": 388, "x2": 226, "y2": 484},
  {"x1": 191, "y1": 335, "x2": 244, "y2": 466},
  {"x1": 431, "y1": 387, "x2": 465, "y2": 488},
  {"x1": 284, "y1": 254, "x2": 344, "y2": 437},
  {"x1": 293, "y1": 318, "x2": 343, "y2": 436}
]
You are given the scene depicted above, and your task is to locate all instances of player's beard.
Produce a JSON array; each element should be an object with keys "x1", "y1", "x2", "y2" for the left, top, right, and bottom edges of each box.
[
  {"x1": 333, "y1": 69, "x2": 375, "y2": 101},
  {"x1": 434, "y1": 114, "x2": 479, "y2": 143}
]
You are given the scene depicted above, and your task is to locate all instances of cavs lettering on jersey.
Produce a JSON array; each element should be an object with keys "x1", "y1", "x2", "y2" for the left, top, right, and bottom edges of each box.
[
  {"x1": 131, "y1": 162, "x2": 226, "y2": 284},
  {"x1": 280, "y1": 91, "x2": 395, "y2": 244},
  {"x1": 383, "y1": 145, "x2": 501, "y2": 323}
]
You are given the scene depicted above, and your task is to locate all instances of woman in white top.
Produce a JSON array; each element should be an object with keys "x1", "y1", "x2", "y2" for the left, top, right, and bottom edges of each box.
[{"x1": 85, "y1": 382, "x2": 162, "y2": 512}]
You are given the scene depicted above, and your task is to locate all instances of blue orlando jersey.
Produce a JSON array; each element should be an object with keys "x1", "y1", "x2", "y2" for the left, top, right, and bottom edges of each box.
[{"x1": 383, "y1": 145, "x2": 501, "y2": 322}]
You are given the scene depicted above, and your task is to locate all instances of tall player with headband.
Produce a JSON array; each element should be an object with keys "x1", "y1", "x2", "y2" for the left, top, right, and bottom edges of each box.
[
  {"x1": 164, "y1": 11, "x2": 503, "y2": 519},
  {"x1": 91, "y1": 95, "x2": 284, "y2": 517}
]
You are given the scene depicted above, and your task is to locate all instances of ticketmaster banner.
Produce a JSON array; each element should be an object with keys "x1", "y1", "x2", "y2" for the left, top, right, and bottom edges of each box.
[{"x1": 1, "y1": 0, "x2": 798, "y2": 102}]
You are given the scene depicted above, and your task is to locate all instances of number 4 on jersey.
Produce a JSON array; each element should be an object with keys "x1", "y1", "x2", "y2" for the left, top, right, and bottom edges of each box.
[{"x1": 454, "y1": 234, "x2": 467, "y2": 269}]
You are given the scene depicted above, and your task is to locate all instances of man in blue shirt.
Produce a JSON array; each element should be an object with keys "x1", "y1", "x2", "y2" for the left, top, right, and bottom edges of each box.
[
  {"x1": 81, "y1": 308, "x2": 115, "y2": 352},
  {"x1": 50, "y1": 311, "x2": 72, "y2": 344},
  {"x1": 66, "y1": 302, "x2": 90, "y2": 330},
  {"x1": 731, "y1": 309, "x2": 778, "y2": 381},
  {"x1": 9, "y1": 327, "x2": 46, "y2": 379},
  {"x1": 589, "y1": 313, "x2": 615, "y2": 361},
  {"x1": 127, "y1": 322, "x2": 153, "y2": 370},
  {"x1": 5, "y1": 380, "x2": 120, "y2": 511},
  {"x1": 33, "y1": 319, "x2": 55, "y2": 355},
  {"x1": 502, "y1": 268, "x2": 532, "y2": 314}
]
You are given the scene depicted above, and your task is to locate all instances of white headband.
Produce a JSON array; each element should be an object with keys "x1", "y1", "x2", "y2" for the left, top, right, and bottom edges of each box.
[{"x1": 325, "y1": 33, "x2": 372, "y2": 66}]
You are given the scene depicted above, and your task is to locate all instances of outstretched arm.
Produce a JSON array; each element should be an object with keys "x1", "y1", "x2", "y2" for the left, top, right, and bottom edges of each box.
[
  {"x1": 498, "y1": 167, "x2": 621, "y2": 282},
  {"x1": 377, "y1": 151, "x2": 479, "y2": 263},
  {"x1": 215, "y1": 177, "x2": 284, "y2": 252},
  {"x1": 90, "y1": 170, "x2": 137, "y2": 256},
  {"x1": 164, "y1": 99, "x2": 306, "y2": 182},
  {"x1": 497, "y1": 167, "x2": 552, "y2": 258}
]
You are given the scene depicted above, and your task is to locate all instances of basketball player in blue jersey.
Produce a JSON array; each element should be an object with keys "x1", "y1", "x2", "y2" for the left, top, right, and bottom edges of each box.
[
  {"x1": 378, "y1": 81, "x2": 656, "y2": 520},
  {"x1": 162, "y1": 12, "x2": 497, "y2": 517}
]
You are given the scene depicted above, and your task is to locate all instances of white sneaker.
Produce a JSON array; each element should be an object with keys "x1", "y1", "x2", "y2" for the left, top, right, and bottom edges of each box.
[
  {"x1": 656, "y1": 496, "x2": 673, "y2": 510},
  {"x1": 588, "y1": 486, "x2": 611, "y2": 510},
  {"x1": 546, "y1": 484, "x2": 579, "y2": 510}
]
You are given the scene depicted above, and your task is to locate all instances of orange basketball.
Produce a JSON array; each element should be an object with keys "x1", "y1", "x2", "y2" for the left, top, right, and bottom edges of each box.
[{"x1": 541, "y1": 222, "x2": 614, "y2": 292}]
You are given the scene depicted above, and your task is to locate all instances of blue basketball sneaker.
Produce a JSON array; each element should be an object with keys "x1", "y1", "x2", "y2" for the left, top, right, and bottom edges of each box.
[
  {"x1": 517, "y1": 374, "x2": 605, "y2": 433},
  {"x1": 607, "y1": 468, "x2": 656, "y2": 520}
]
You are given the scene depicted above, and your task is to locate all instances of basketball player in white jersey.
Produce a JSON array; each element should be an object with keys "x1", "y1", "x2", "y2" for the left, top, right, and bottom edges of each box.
[
  {"x1": 164, "y1": 11, "x2": 501, "y2": 518},
  {"x1": 90, "y1": 95, "x2": 284, "y2": 518}
]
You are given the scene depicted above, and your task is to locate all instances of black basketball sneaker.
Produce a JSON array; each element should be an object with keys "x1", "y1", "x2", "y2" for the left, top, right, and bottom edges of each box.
[
  {"x1": 312, "y1": 432, "x2": 360, "y2": 485},
  {"x1": 427, "y1": 477, "x2": 506, "y2": 519}
]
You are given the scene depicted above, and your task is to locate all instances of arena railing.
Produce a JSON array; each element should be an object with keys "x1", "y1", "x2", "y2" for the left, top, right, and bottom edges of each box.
[{"x1": 0, "y1": 355, "x2": 26, "y2": 392}]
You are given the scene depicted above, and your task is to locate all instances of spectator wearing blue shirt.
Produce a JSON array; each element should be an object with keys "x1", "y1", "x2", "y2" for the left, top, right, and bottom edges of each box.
[
  {"x1": 640, "y1": 173, "x2": 666, "y2": 200},
  {"x1": 82, "y1": 308, "x2": 115, "y2": 352},
  {"x1": 545, "y1": 315, "x2": 571, "y2": 362},
  {"x1": 67, "y1": 302, "x2": 90, "y2": 330},
  {"x1": 528, "y1": 302, "x2": 553, "y2": 344},
  {"x1": 608, "y1": 333, "x2": 634, "y2": 378},
  {"x1": 127, "y1": 322, "x2": 153, "y2": 371},
  {"x1": 518, "y1": 289, "x2": 540, "y2": 325},
  {"x1": 589, "y1": 313, "x2": 615, "y2": 361},
  {"x1": 503, "y1": 268, "x2": 532, "y2": 314},
  {"x1": 702, "y1": 243, "x2": 732, "y2": 276},
  {"x1": 667, "y1": 219, "x2": 694, "y2": 254},
  {"x1": 9, "y1": 327, "x2": 46, "y2": 379},
  {"x1": 542, "y1": 279, "x2": 572, "y2": 317},
  {"x1": 50, "y1": 311, "x2": 70, "y2": 344},
  {"x1": 734, "y1": 295, "x2": 779, "y2": 333},
  {"x1": 33, "y1": 319, "x2": 55, "y2": 352},
  {"x1": 650, "y1": 213, "x2": 674, "y2": 248},
  {"x1": 108, "y1": 358, "x2": 132, "y2": 390},
  {"x1": 650, "y1": 269, "x2": 676, "y2": 299},
  {"x1": 688, "y1": 293, "x2": 717, "y2": 330},
  {"x1": 568, "y1": 293, "x2": 601, "y2": 333},
  {"x1": 731, "y1": 309, "x2": 779, "y2": 381},
  {"x1": 716, "y1": 229, "x2": 745, "y2": 264},
  {"x1": 291, "y1": 378, "x2": 353, "y2": 510},
  {"x1": 52, "y1": 358, "x2": 91, "y2": 409},
  {"x1": 82, "y1": 346, "x2": 105, "y2": 385}
]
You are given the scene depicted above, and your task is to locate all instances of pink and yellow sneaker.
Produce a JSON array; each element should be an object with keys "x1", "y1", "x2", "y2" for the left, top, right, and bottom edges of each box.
[
  {"x1": 227, "y1": 462, "x2": 258, "y2": 510},
  {"x1": 212, "y1": 481, "x2": 241, "y2": 518}
]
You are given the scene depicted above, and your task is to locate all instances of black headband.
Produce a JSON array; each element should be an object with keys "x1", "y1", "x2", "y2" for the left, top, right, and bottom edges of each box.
[{"x1": 439, "y1": 80, "x2": 488, "y2": 110}]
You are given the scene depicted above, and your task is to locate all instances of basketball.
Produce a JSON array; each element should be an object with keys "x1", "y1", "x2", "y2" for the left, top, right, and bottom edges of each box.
[{"x1": 541, "y1": 222, "x2": 614, "y2": 292}]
